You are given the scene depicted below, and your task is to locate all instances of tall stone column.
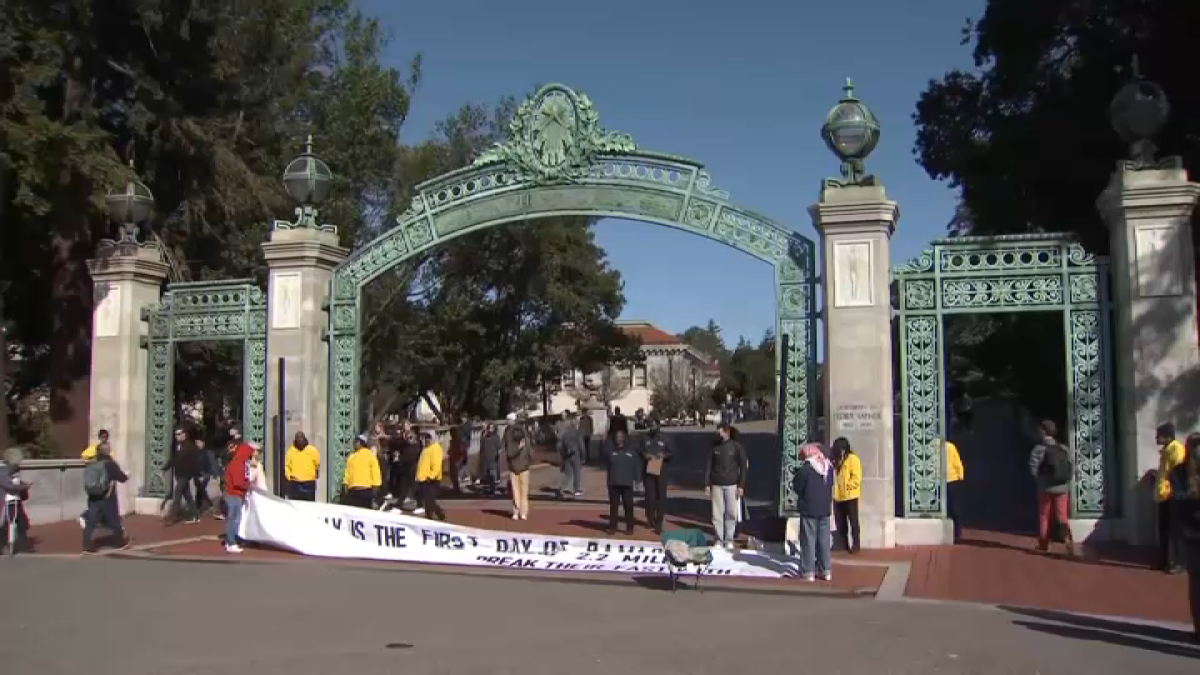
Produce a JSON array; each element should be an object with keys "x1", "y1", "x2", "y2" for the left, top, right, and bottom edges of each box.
[
  {"x1": 1097, "y1": 167, "x2": 1200, "y2": 545},
  {"x1": 810, "y1": 184, "x2": 900, "y2": 548},
  {"x1": 87, "y1": 244, "x2": 168, "y2": 514},
  {"x1": 261, "y1": 227, "x2": 348, "y2": 502}
]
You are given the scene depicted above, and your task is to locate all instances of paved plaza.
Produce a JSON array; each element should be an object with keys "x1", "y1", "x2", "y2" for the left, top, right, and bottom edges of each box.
[{"x1": 1, "y1": 555, "x2": 1197, "y2": 674}]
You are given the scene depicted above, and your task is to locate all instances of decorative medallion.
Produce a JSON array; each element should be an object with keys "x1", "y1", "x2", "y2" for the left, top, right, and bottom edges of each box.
[{"x1": 473, "y1": 84, "x2": 637, "y2": 184}]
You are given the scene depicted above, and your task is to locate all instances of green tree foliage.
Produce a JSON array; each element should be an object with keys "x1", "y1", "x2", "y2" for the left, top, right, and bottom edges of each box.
[{"x1": 678, "y1": 320, "x2": 730, "y2": 363}]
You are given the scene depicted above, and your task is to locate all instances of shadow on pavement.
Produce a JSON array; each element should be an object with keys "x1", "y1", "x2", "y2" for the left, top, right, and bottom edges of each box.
[
  {"x1": 1012, "y1": 620, "x2": 1199, "y2": 659},
  {"x1": 1002, "y1": 606, "x2": 1199, "y2": 646}
]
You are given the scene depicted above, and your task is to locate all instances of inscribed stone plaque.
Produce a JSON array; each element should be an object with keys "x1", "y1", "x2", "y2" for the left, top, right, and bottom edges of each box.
[
  {"x1": 833, "y1": 240, "x2": 874, "y2": 308},
  {"x1": 1134, "y1": 224, "x2": 1184, "y2": 297},
  {"x1": 432, "y1": 185, "x2": 684, "y2": 236},
  {"x1": 93, "y1": 284, "x2": 122, "y2": 338},
  {"x1": 271, "y1": 272, "x2": 302, "y2": 330},
  {"x1": 834, "y1": 404, "x2": 882, "y2": 431}
]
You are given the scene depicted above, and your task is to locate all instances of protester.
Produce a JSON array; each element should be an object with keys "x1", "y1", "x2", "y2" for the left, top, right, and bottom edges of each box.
[
  {"x1": 81, "y1": 442, "x2": 131, "y2": 553},
  {"x1": 1, "y1": 447, "x2": 32, "y2": 553},
  {"x1": 476, "y1": 423, "x2": 502, "y2": 494},
  {"x1": 343, "y1": 434, "x2": 381, "y2": 510},
  {"x1": 222, "y1": 438, "x2": 255, "y2": 554},
  {"x1": 831, "y1": 437, "x2": 862, "y2": 553},
  {"x1": 249, "y1": 446, "x2": 270, "y2": 492},
  {"x1": 1029, "y1": 420, "x2": 1076, "y2": 556},
  {"x1": 1155, "y1": 422, "x2": 1187, "y2": 573},
  {"x1": 604, "y1": 429, "x2": 639, "y2": 535},
  {"x1": 400, "y1": 427, "x2": 424, "y2": 512},
  {"x1": 448, "y1": 423, "x2": 467, "y2": 494},
  {"x1": 944, "y1": 437, "x2": 965, "y2": 543},
  {"x1": 416, "y1": 432, "x2": 447, "y2": 521},
  {"x1": 163, "y1": 427, "x2": 203, "y2": 524},
  {"x1": 1167, "y1": 433, "x2": 1200, "y2": 641},
  {"x1": 793, "y1": 443, "x2": 834, "y2": 582},
  {"x1": 506, "y1": 427, "x2": 533, "y2": 521},
  {"x1": 704, "y1": 423, "x2": 747, "y2": 548},
  {"x1": 214, "y1": 426, "x2": 244, "y2": 522},
  {"x1": 640, "y1": 420, "x2": 674, "y2": 533},
  {"x1": 285, "y1": 431, "x2": 321, "y2": 501},
  {"x1": 557, "y1": 412, "x2": 585, "y2": 498}
]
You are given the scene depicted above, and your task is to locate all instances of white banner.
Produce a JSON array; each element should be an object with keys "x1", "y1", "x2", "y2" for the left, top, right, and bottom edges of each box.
[{"x1": 240, "y1": 490, "x2": 799, "y2": 578}]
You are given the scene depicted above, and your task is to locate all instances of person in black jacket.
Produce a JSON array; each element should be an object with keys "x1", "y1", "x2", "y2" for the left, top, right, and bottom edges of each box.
[
  {"x1": 82, "y1": 442, "x2": 131, "y2": 553},
  {"x1": 604, "y1": 429, "x2": 639, "y2": 535},
  {"x1": 705, "y1": 424, "x2": 747, "y2": 548},
  {"x1": 640, "y1": 420, "x2": 674, "y2": 533},
  {"x1": 164, "y1": 427, "x2": 204, "y2": 524},
  {"x1": 475, "y1": 423, "x2": 502, "y2": 494},
  {"x1": 1169, "y1": 433, "x2": 1200, "y2": 641},
  {"x1": 793, "y1": 443, "x2": 835, "y2": 582}
]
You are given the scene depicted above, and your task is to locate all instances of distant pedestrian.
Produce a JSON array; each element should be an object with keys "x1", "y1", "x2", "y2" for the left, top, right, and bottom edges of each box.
[
  {"x1": 476, "y1": 423, "x2": 502, "y2": 494},
  {"x1": 1029, "y1": 420, "x2": 1076, "y2": 556},
  {"x1": 164, "y1": 427, "x2": 204, "y2": 524},
  {"x1": 1167, "y1": 433, "x2": 1200, "y2": 641},
  {"x1": 448, "y1": 423, "x2": 467, "y2": 494},
  {"x1": 342, "y1": 434, "x2": 382, "y2": 510},
  {"x1": 557, "y1": 412, "x2": 585, "y2": 498},
  {"x1": 793, "y1": 443, "x2": 834, "y2": 581},
  {"x1": 579, "y1": 411, "x2": 594, "y2": 464},
  {"x1": 1, "y1": 447, "x2": 32, "y2": 553},
  {"x1": 705, "y1": 423, "x2": 747, "y2": 548},
  {"x1": 506, "y1": 427, "x2": 533, "y2": 521},
  {"x1": 1155, "y1": 423, "x2": 1187, "y2": 573},
  {"x1": 608, "y1": 406, "x2": 628, "y2": 439},
  {"x1": 416, "y1": 433, "x2": 447, "y2": 521},
  {"x1": 604, "y1": 429, "x2": 638, "y2": 535},
  {"x1": 285, "y1": 431, "x2": 321, "y2": 501},
  {"x1": 831, "y1": 437, "x2": 861, "y2": 553},
  {"x1": 81, "y1": 442, "x2": 131, "y2": 553},
  {"x1": 639, "y1": 420, "x2": 674, "y2": 533},
  {"x1": 944, "y1": 438, "x2": 965, "y2": 543}
]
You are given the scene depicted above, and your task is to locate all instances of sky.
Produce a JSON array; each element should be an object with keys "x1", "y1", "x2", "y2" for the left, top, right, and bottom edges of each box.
[{"x1": 363, "y1": 0, "x2": 985, "y2": 345}]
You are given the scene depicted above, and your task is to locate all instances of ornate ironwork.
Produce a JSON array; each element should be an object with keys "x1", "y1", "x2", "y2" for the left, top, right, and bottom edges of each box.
[
  {"x1": 329, "y1": 83, "x2": 819, "y2": 512},
  {"x1": 141, "y1": 281, "x2": 268, "y2": 498},
  {"x1": 893, "y1": 234, "x2": 1114, "y2": 518}
]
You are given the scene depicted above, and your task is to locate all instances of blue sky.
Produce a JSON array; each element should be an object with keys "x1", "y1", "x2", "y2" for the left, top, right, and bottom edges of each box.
[{"x1": 364, "y1": 0, "x2": 984, "y2": 345}]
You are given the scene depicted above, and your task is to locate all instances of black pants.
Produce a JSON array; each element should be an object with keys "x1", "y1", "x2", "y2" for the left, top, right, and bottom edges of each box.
[
  {"x1": 946, "y1": 481, "x2": 963, "y2": 542},
  {"x1": 289, "y1": 481, "x2": 316, "y2": 502},
  {"x1": 1187, "y1": 542, "x2": 1200, "y2": 637},
  {"x1": 608, "y1": 485, "x2": 635, "y2": 532},
  {"x1": 393, "y1": 463, "x2": 416, "y2": 504},
  {"x1": 193, "y1": 477, "x2": 213, "y2": 512},
  {"x1": 418, "y1": 481, "x2": 446, "y2": 521},
  {"x1": 343, "y1": 488, "x2": 374, "y2": 510},
  {"x1": 170, "y1": 476, "x2": 196, "y2": 521},
  {"x1": 642, "y1": 474, "x2": 667, "y2": 531},
  {"x1": 1160, "y1": 501, "x2": 1184, "y2": 570},
  {"x1": 834, "y1": 498, "x2": 861, "y2": 552},
  {"x1": 82, "y1": 497, "x2": 124, "y2": 550}
]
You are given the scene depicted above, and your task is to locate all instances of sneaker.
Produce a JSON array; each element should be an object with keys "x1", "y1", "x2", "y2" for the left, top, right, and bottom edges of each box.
[
  {"x1": 801, "y1": 574, "x2": 815, "y2": 582},
  {"x1": 115, "y1": 537, "x2": 132, "y2": 551},
  {"x1": 225, "y1": 544, "x2": 243, "y2": 554},
  {"x1": 519, "y1": 514, "x2": 528, "y2": 521},
  {"x1": 511, "y1": 513, "x2": 520, "y2": 521},
  {"x1": 573, "y1": 491, "x2": 584, "y2": 497},
  {"x1": 77, "y1": 516, "x2": 86, "y2": 529},
  {"x1": 413, "y1": 508, "x2": 426, "y2": 516},
  {"x1": 819, "y1": 572, "x2": 832, "y2": 582},
  {"x1": 214, "y1": 513, "x2": 226, "y2": 521}
]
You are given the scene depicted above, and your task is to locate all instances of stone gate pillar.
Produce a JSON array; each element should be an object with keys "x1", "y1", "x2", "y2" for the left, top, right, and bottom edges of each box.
[
  {"x1": 87, "y1": 244, "x2": 169, "y2": 514},
  {"x1": 810, "y1": 184, "x2": 900, "y2": 548},
  {"x1": 261, "y1": 227, "x2": 348, "y2": 502},
  {"x1": 1098, "y1": 166, "x2": 1200, "y2": 545}
]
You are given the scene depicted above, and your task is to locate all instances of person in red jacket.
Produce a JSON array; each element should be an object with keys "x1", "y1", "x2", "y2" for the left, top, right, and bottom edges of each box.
[{"x1": 222, "y1": 440, "x2": 255, "y2": 554}]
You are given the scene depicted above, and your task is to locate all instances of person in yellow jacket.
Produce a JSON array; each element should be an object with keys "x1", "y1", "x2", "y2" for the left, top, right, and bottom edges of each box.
[
  {"x1": 944, "y1": 438, "x2": 965, "y2": 543},
  {"x1": 831, "y1": 437, "x2": 862, "y2": 553},
  {"x1": 415, "y1": 433, "x2": 447, "y2": 521},
  {"x1": 342, "y1": 434, "x2": 381, "y2": 509},
  {"x1": 1155, "y1": 423, "x2": 1186, "y2": 572},
  {"x1": 284, "y1": 431, "x2": 321, "y2": 502},
  {"x1": 81, "y1": 429, "x2": 110, "y2": 460}
]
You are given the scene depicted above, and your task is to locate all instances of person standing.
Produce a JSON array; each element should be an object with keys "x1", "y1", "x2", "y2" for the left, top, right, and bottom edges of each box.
[
  {"x1": 1028, "y1": 420, "x2": 1076, "y2": 556},
  {"x1": 505, "y1": 427, "x2": 533, "y2": 521},
  {"x1": 1155, "y1": 423, "x2": 1187, "y2": 573},
  {"x1": 342, "y1": 434, "x2": 381, "y2": 510},
  {"x1": 447, "y1": 423, "x2": 467, "y2": 494},
  {"x1": 1167, "y1": 433, "x2": 1200, "y2": 642},
  {"x1": 164, "y1": 427, "x2": 203, "y2": 524},
  {"x1": 608, "y1": 406, "x2": 628, "y2": 439},
  {"x1": 476, "y1": 423, "x2": 502, "y2": 494},
  {"x1": 222, "y1": 439, "x2": 255, "y2": 553},
  {"x1": 1, "y1": 447, "x2": 32, "y2": 553},
  {"x1": 604, "y1": 429, "x2": 638, "y2": 535},
  {"x1": 284, "y1": 431, "x2": 320, "y2": 501},
  {"x1": 557, "y1": 412, "x2": 585, "y2": 498},
  {"x1": 705, "y1": 423, "x2": 747, "y2": 549},
  {"x1": 415, "y1": 433, "x2": 447, "y2": 521},
  {"x1": 794, "y1": 443, "x2": 834, "y2": 581},
  {"x1": 81, "y1": 442, "x2": 131, "y2": 553},
  {"x1": 831, "y1": 437, "x2": 861, "y2": 553},
  {"x1": 579, "y1": 410, "x2": 594, "y2": 465},
  {"x1": 640, "y1": 420, "x2": 673, "y2": 533},
  {"x1": 944, "y1": 437, "x2": 965, "y2": 543}
]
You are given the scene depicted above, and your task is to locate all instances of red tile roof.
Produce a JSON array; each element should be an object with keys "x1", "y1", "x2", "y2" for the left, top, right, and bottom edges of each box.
[{"x1": 618, "y1": 322, "x2": 682, "y2": 346}]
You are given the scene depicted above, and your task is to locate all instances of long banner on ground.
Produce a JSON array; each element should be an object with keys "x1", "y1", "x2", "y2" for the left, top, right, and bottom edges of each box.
[{"x1": 240, "y1": 489, "x2": 799, "y2": 578}]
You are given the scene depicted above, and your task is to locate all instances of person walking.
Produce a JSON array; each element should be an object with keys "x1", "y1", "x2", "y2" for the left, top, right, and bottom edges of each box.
[
  {"x1": 1, "y1": 447, "x2": 33, "y2": 553},
  {"x1": 944, "y1": 437, "x2": 965, "y2": 543},
  {"x1": 831, "y1": 437, "x2": 862, "y2": 553},
  {"x1": 705, "y1": 423, "x2": 747, "y2": 549},
  {"x1": 1155, "y1": 423, "x2": 1187, "y2": 573},
  {"x1": 284, "y1": 431, "x2": 321, "y2": 501},
  {"x1": 505, "y1": 427, "x2": 533, "y2": 521},
  {"x1": 1029, "y1": 420, "x2": 1076, "y2": 556},
  {"x1": 604, "y1": 429, "x2": 639, "y2": 535},
  {"x1": 415, "y1": 432, "x2": 447, "y2": 521},
  {"x1": 81, "y1": 442, "x2": 131, "y2": 553},
  {"x1": 1167, "y1": 433, "x2": 1200, "y2": 642},
  {"x1": 640, "y1": 420, "x2": 674, "y2": 533},
  {"x1": 77, "y1": 429, "x2": 110, "y2": 528},
  {"x1": 579, "y1": 410, "x2": 594, "y2": 464},
  {"x1": 476, "y1": 423, "x2": 502, "y2": 494},
  {"x1": 794, "y1": 443, "x2": 835, "y2": 581},
  {"x1": 342, "y1": 434, "x2": 381, "y2": 510},
  {"x1": 221, "y1": 439, "x2": 255, "y2": 553},
  {"x1": 557, "y1": 412, "x2": 585, "y2": 498},
  {"x1": 164, "y1": 427, "x2": 204, "y2": 524}
]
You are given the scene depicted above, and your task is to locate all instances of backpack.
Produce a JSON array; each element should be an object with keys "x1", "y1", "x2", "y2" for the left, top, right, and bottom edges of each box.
[
  {"x1": 83, "y1": 459, "x2": 112, "y2": 498},
  {"x1": 1039, "y1": 443, "x2": 1073, "y2": 485}
]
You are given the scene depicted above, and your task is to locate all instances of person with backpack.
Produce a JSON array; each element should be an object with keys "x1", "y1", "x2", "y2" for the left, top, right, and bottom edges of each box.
[
  {"x1": 81, "y1": 442, "x2": 131, "y2": 553},
  {"x1": 1029, "y1": 419, "x2": 1076, "y2": 556}
]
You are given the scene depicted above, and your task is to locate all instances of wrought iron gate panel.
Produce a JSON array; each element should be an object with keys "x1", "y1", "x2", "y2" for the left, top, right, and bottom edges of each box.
[
  {"x1": 327, "y1": 83, "x2": 819, "y2": 512},
  {"x1": 893, "y1": 234, "x2": 1113, "y2": 518},
  {"x1": 141, "y1": 280, "x2": 268, "y2": 498}
]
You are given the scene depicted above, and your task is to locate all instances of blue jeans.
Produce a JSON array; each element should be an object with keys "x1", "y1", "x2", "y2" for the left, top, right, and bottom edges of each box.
[
  {"x1": 799, "y1": 516, "x2": 831, "y2": 577},
  {"x1": 223, "y1": 495, "x2": 244, "y2": 546}
]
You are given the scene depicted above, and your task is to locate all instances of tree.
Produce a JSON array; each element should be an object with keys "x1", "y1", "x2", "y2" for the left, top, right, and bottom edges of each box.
[
  {"x1": 678, "y1": 320, "x2": 729, "y2": 363},
  {"x1": 583, "y1": 367, "x2": 632, "y2": 408},
  {"x1": 724, "y1": 330, "x2": 776, "y2": 399},
  {"x1": 648, "y1": 360, "x2": 691, "y2": 420}
]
